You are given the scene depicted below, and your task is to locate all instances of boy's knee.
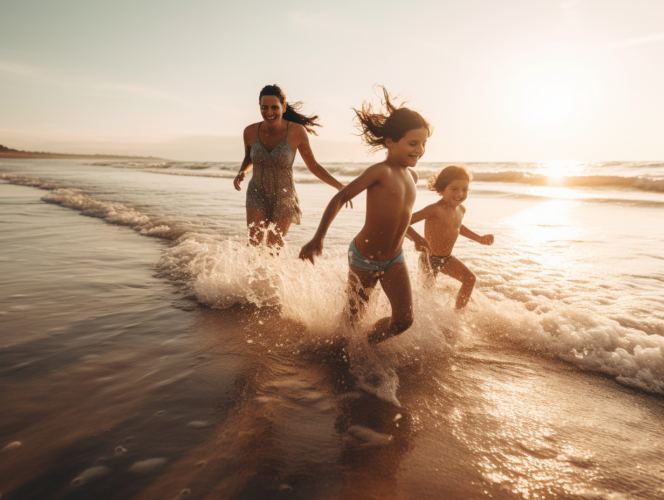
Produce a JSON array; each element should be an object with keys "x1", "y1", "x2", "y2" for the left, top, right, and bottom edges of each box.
[
  {"x1": 392, "y1": 312, "x2": 414, "y2": 334},
  {"x1": 465, "y1": 272, "x2": 477, "y2": 287}
]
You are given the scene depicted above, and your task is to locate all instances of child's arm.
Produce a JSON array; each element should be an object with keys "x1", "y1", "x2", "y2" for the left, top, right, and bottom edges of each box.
[
  {"x1": 460, "y1": 225, "x2": 494, "y2": 245},
  {"x1": 405, "y1": 226, "x2": 430, "y2": 253},
  {"x1": 299, "y1": 165, "x2": 384, "y2": 264},
  {"x1": 410, "y1": 204, "x2": 436, "y2": 225},
  {"x1": 407, "y1": 205, "x2": 435, "y2": 252}
]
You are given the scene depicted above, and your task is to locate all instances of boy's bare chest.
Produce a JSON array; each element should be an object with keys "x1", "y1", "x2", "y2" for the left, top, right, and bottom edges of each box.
[
  {"x1": 435, "y1": 206, "x2": 464, "y2": 229},
  {"x1": 374, "y1": 176, "x2": 416, "y2": 205}
]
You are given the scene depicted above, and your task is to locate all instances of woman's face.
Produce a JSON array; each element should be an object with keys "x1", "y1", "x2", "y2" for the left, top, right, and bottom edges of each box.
[{"x1": 260, "y1": 95, "x2": 285, "y2": 125}]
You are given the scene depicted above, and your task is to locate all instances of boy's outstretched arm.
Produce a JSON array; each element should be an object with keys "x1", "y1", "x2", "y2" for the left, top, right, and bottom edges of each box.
[
  {"x1": 299, "y1": 166, "x2": 383, "y2": 264},
  {"x1": 405, "y1": 226, "x2": 430, "y2": 253},
  {"x1": 460, "y1": 225, "x2": 494, "y2": 245},
  {"x1": 409, "y1": 205, "x2": 435, "y2": 225}
]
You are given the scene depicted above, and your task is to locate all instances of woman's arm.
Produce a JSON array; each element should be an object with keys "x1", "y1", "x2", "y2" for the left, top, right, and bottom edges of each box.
[
  {"x1": 295, "y1": 126, "x2": 352, "y2": 208},
  {"x1": 233, "y1": 126, "x2": 255, "y2": 191}
]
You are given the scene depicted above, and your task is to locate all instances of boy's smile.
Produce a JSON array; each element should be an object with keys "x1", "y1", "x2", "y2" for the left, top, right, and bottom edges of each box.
[
  {"x1": 441, "y1": 179, "x2": 469, "y2": 206},
  {"x1": 386, "y1": 127, "x2": 429, "y2": 168}
]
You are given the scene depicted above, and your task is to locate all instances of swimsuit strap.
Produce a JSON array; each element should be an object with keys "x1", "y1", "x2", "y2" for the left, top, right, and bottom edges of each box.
[{"x1": 255, "y1": 123, "x2": 261, "y2": 139}]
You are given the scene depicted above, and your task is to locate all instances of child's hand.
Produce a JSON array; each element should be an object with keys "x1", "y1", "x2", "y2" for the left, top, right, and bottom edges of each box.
[
  {"x1": 480, "y1": 234, "x2": 494, "y2": 245},
  {"x1": 413, "y1": 236, "x2": 431, "y2": 254},
  {"x1": 299, "y1": 238, "x2": 323, "y2": 264}
]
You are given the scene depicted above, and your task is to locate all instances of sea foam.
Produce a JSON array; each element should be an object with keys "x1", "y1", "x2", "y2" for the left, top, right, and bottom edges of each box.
[{"x1": 3, "y1": 173, "x2": 663, "y2": 396}]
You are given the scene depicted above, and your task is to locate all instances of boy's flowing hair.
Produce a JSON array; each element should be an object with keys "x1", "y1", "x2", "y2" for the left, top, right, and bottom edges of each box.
[
  {"x1": 353, "y1": 85, "x2": 432, "y2": 153},
  {"x1": 427, "y1": 165, "x2": 473, "y2": 193},
  {"x1": 259, "y1": 84, "x2": 322, "y2": 135}
]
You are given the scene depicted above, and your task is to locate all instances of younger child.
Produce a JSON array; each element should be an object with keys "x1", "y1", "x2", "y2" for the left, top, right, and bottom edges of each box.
[
  {"x1": 299, "y1": 87, "x2": 431, "y2": 344},
  {"x1": 410, "y1": 166, "x2": 494, "y2": 309}
]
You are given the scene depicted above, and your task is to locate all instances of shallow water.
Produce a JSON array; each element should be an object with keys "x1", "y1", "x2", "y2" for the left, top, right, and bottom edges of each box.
[{"x1": 1, "y1": 159, "x2": 663, "y2": 499}]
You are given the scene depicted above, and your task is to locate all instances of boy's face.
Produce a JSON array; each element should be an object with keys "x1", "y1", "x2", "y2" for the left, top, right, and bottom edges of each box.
[
  {"x1": 260, "y1": 95, "x2": 285, "y2": 125},
  {"x1": 440, "y1": 179, "x2": 470, "y2": 206},
  {"x1": 387, "y1": 127, "x2": 428, "y2": 167}
]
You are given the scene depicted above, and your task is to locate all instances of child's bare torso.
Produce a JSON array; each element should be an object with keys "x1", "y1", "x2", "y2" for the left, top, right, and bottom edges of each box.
[
  {"x1": 424, "y1": 201, "x2": 466, "y2": 256},
  {"x1": 356, "y1": 163, "x2": 418, "y2": 261}
]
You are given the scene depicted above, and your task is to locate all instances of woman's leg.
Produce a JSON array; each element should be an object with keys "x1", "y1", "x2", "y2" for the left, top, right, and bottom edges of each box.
[
  {"x1": 441, "y1": 257, "x2": 477, "y2": 309},
  {"x1": 266, "y1": 218, "x2": 292, "y2": 248},
  {"x1": 246, "y1": 209, "x2": 292, "y2": 249},
  {"x1": 367, "y1": 262, "x2": 414, "y2": 344},
  {"x1": 246, "y1": 208, "x2": 268, "y2": 247}
]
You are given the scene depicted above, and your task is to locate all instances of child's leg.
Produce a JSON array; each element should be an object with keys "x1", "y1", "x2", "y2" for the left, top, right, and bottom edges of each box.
[
  {"x1": 367, "y1": 262, "x2": 414, "y2": 344},
  {"x1": 441, "y1": 257, "x2": 477, "y2": 309},
  {"x1": 347, "y1": 268, "x2": 378, "y2": 320}
]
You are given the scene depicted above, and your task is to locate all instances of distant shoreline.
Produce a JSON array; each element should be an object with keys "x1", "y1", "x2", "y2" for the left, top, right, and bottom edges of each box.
[{"x1": 0, "y1": 144, "x2": 166, "y2": 161}]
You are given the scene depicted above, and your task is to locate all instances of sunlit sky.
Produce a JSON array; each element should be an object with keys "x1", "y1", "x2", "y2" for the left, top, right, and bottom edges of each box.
[{"x1": 1, "y1": 0, "x2": 663, "y2": 161}]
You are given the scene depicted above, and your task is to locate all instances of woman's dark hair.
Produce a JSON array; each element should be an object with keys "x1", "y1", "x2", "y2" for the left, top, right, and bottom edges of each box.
[
  {"x1": 427, "y1": 165, "x2": 473, "y2": 193},
  {"x1": 259, "y1": 84, "x2": 322, "y2": 135},
  {"x1": 353, "y1": 86, "x2": 432, "y2": 153}
]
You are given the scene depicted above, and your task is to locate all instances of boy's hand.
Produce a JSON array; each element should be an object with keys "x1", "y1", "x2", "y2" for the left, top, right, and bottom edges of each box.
[
  {"x1": 479, "y1": 234, "x2": 494, "y2": 245},
  {"x1": 299, "y1": 238, "x2": 324, "y2": 264},
  {"x1": 413, "y1": 236, "x2": 431, "y2": 253}
]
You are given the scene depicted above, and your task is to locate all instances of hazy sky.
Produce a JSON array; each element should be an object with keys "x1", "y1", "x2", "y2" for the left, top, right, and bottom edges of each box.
[{"x1": 1, "y1": 0, "x2": 663, "y2": 161}]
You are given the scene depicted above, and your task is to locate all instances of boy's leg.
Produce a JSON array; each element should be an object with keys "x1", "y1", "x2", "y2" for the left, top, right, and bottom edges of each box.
[
  {"x1": 347, "y1": 268, "x2": 378, "y2": 319},
  {"x1": 441, "y1": 257, "x2": 477, "y2": 309},
  {"x1": 367, "y1": 262, "x2": 414, "y2": 344}
]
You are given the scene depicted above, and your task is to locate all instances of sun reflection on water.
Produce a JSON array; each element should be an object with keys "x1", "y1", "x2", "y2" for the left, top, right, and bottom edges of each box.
[
  {"x1": 536, "y1": 160, "x2": 587, "y2": 181},
  {"x1": 504, "y1": 199, "x2": 583, "y2": 246}
]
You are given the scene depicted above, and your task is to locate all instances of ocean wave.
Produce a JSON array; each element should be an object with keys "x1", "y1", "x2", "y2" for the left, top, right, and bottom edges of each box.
[
  {"x1": 81, "y1": 161, "x2": 664, "y2": 193},
  {"x1": 471, "y1": 171, "x2": 664, "y2": 193},
  {"x1": 1, "y1": 173, "x2": 186, "y2": 240},
  {"x1": 4, "y1": 172, "x2": 663, "y2": 396},
  {"x1": 158, "y1": 234, "x2": 664, "y2": 397}
]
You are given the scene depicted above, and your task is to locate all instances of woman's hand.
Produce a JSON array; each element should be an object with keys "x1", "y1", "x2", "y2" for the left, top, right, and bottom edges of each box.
[
  {"x1": 299, "y1": 237, "x2": 324, "y2": 264},
  {"x1": 233, "y1": 171, "x2": 245, "y2": 191}
]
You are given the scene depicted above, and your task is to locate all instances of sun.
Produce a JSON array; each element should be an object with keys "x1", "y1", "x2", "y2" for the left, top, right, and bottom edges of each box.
[{"x1": 510, "y1": 62, "x2": 586, "y2": 126}]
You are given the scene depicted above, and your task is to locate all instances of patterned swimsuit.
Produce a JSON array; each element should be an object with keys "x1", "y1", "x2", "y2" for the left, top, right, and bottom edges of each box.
[{"x1": 246, "y1": 122, "x2": 302, "y2": 224}]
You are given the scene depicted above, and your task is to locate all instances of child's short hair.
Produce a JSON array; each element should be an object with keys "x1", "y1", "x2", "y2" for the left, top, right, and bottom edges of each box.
[
  {"x1": 427, "y1": 165, "x2": 473, "y2": 193},
  {"x1": 353, "y1": 86, "x2": 432, "y2": 153}
]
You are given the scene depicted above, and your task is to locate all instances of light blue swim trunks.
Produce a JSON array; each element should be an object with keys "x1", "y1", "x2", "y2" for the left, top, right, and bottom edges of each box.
[{"x1": 348, "y1": 237, "x2": 406, "y2": 273}]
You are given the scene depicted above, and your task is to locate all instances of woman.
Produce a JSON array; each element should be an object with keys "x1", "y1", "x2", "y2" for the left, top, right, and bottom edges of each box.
[{"x1": 234, "y1": 84, "x2": 350, "y2": 248}]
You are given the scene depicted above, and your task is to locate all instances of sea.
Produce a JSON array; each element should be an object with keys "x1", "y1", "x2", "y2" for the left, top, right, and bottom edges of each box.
[{"x1": 1, "y1": 158, "x2": 663, "y2": 500}]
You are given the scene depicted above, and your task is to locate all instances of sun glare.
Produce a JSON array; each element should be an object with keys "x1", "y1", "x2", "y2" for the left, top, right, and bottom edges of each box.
[{"x1": 539, "y1": 159, "x2": 585, "y2": 179}]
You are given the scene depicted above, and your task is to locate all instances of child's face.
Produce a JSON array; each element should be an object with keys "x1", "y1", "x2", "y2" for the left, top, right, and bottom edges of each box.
[
  {"x1": 440, "y1": 179, "x2": 470, "y2": 206},
  {"x1": 387, "y1": 127, "x2": 428, "y2": 167},
  {"x1": 260, "y1": 95, "x2": 285, "y2": 124}
]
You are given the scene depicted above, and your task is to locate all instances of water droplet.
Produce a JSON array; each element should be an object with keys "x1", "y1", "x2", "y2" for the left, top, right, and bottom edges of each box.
[{"x1": 2, "y1": 441, "x2": 21, "y2": 451}]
